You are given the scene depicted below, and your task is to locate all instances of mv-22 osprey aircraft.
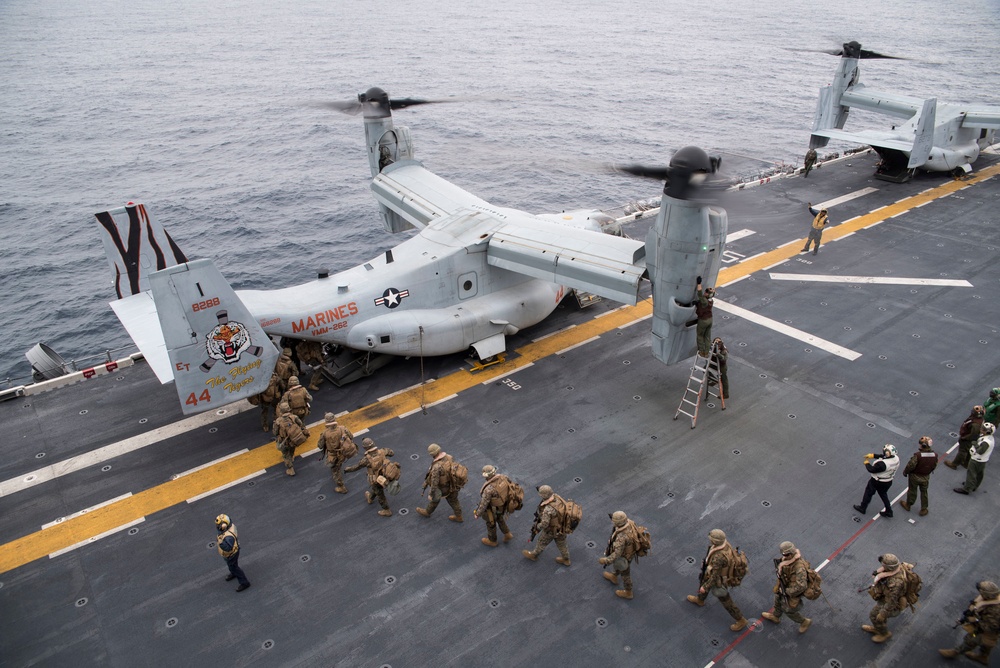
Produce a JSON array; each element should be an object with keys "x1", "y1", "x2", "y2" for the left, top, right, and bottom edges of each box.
[
  {"x1": 810, "y1": 41, "x2": 1000, "y2": 182},
  {"x1": 96, "y1": 88, "x2": 727, "y2": 415}
]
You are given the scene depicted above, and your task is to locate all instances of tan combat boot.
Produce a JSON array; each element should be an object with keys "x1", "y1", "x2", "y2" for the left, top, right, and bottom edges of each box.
[
  {"x1": 285, "y1": 467, "x2": 295, "y2": 476},
  {"x1": 730, "y1": 618, "x2": 748, "y2": 632},
  {"x1": 615, "y1": 589, "x2": 633, "y2": 600},
  {"x1": 761, "y1": 612, "x2": 780, "y2": 624},
  {"x1": 964, "y1": 651, "x2": 990, "y2": 666},
  {"x1": 377, "y1": 509, "x2": 392, "y2": 517},
  {"x1": 522, "y1": 550, "x2": 538, "y2": 561},
  {"x1": 481, "y1": 537, "x2": 498, "y2": 547},
  {"x1": 448, "y1": 514, "x2": 463, "y2": 523},
  {"x1": 555, "y1": 557, "x2": 571, "y2": 566},
  {"x1": 938, "y1": 649, "x2": 959, "y2": 658},
  {"x1": 871, "y1": 631, "x2": 892, "y2": 643},
  {"x1": 861, "y1": 624, "x2": 876, "y2": 633},
  {"x1": 686, "y1": 595, "x2": 706, "y2": 607},
  {"x1": 798, "y1": 618, "x2": 812, "y2": 634},
  {"x1": 365, "y1": 491, "x2": 373, "y2": 505},
  {"x1": 603, "y1": 572, "x2": 619, "y2": 584},
  {"x1": 334, "y1": 485, "x2": 348, "y2": 494},
  {"x1": 415, "y1": 507, "x2": 430, "y2": 518},
  {"x1": 503, "y1": 532, "x2": 514, "y2": 543}
]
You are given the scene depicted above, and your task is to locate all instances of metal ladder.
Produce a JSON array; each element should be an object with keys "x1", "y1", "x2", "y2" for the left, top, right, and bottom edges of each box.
[{"x1": 673, "y1": 347, "x2": 725, "y2": 428}]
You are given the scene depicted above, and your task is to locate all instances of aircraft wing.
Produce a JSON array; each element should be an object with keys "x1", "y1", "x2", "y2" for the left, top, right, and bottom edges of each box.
[
  {"x1": 811, "y1": 128, "x2": 913, "y2": 153},
  {"x1": 370, "y1": 159, "x2": 493, "y2": 230},
  {"x1": 839, "y1": 83, "x2": 923, "y2": 120},
  {"x1": 487, "y1": 215, "x2": 647, "y2": 305},
  {"x1": 961, "y1": 109, "x2": 1000, "y2": 129},
  {"x1": 110, "y1": 292, "x2": 172, "y2": 382}
]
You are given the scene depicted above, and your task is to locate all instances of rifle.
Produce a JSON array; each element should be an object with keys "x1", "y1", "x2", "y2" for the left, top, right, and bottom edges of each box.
[
  {"x1": 773, "y1": 558, "x2": 789, "y2": 604},
  {"x1": 953, "y1": 599, "x2": 978, "y2": 630},
  {"x1": 529, "y1": 507, "x2": 542, "y2": 543},
  {"x1": 698, "y1": 550, "x2": 709, "y2": 586}
]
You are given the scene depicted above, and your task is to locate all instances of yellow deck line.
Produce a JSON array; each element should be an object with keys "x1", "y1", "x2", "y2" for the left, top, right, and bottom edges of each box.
[{"x1": 2, "y1": 164, "x2": 997, "y2": 574}]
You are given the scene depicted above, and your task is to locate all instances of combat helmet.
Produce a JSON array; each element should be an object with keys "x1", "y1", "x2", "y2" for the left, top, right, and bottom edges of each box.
[
  {"x1": 611, "y1": 511, "x2": 628, "y2": 527},
  {"x1": 324, "y1": 412, "x2": 337, "y2": 425},
  {"x1": 779, "y1": 541, "x2": 796, "y2": 556},
  {"x1": 362, "y1": 437, "x2": 376, "y2": 451},
  {"x1": 708, "y1": 529, "x2": 726, "y2": 546},
  {"x1": 537, "y1": 485, "x2": 553, "y2": 499},
  {"x1": 482, "y1": 465, "x2": 497, "y2": 479},
  {"x1": 277, "y1": 401, "x2": 290, "y2": 416},
  {"x1": 880, "y1": 553, "x2": 900, "y2": 568},
  {"x1": 978, "y1": 581, "x2": 1000, "y2": 598},
  {"x1": 288, "y1": 375, "x2": 300, "y2": 387},
  {"x1": 427, "y1": 443, "x2": 441, "y2": 456}
]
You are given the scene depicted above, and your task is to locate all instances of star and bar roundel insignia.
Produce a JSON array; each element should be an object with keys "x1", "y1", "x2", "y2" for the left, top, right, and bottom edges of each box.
[{"x1": 374, "y1": 287, "x2": 409, "y2": 309}]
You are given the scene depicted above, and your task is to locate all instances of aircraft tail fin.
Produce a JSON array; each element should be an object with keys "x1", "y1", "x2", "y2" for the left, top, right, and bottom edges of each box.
[
  {"x1": 95, "y1": 202, "x2": 189, "y2": 299},
  {"x1": 140, "y1": 259, "x2": 280, "y2": 414},
  {"x1": 908, "y1": 98, "x2": 936, "y2": 168},
  {"x1": 810, "y1": 52, "x2": 861, "y2": 149}
]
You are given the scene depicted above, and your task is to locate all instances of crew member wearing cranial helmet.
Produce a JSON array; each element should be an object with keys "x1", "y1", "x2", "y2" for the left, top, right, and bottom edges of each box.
[
  {"x1": 416, "y1": 443, "x2": 465, "y2": 523},
  {"x1": 947, "y1": 405, "x2": 987, "y2": 470},
  {"x1": 863, "y1": 552, "x2": 909, "y2": 643},
  {"x1": 900, "y1": 436, "x2": 938, "y2": 516},
  {"x1": 984, "y1": 388, "x2": 1000, "y2": 427},
  {"x1": 523, "y1": 485, "x2": 572, "y2": 567},
  {"x1": 940, "y1": 580, "x2": 1000, "y2": 662},
  {"x1": 694, "y1": 276, "x2": 715, "y2": 357},
  {"x1": 687, "y1": 529, "x2": 749, "y2": 632},
  {"x1": 473, "y1": 465, "x2": 514, "y2": 547},
  {"x1": 853, "y1": 444, "x2": 900, "y2": 518},
  {"x1": 598, "y1": 510, "x2": 646, "y2": 600},
  {"x1": 317, "y1": 413, "x2": 355, "y2": 494},
  {"x1": 955, "y1": 422, "x2": 996, "y2": 496},
  {"x1": 215, "y1": 514, "x2": 250, "y2": 592},
  {"x1": 761, "y1": 541, "x2": 813, "y2": 634}
]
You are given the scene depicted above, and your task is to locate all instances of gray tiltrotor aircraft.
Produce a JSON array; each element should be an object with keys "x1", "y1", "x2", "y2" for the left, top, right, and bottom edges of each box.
[
  {"x1": 810, "y1": 41, "x2": 1000, "y2": 182},
  {"x1": 95, "y1": 88, "x2": 726, "y2": 414}
]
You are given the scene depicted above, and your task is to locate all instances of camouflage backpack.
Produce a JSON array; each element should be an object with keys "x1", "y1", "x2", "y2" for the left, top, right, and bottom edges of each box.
[
  {"x1": 277, "y1": 416, "x2": 307, "y2": 447},
  {"x1": 901, "y1": 562, "x2": 922, "y2": 610},
  {"x1": 802, "y1": 560, "x2": 823, "y2": 600},
  {"x1": 621, "y1": 521, "x2": 652, "y2": 561},
  {"x1": 448, "y1": 459, "x2": 468, "y2": 491},
  {"x1": 551, "y1": 495, "x2": 583, "y2": 535},
  {"x1": 488, "y1": 475, "x2": 523, "y2": 514},
  {"x1": 381, "y1": 458, "x2": 401, "y2": 482},
  {"x1": 723, "y1": 546, "x2": 749, "y2": 587}
]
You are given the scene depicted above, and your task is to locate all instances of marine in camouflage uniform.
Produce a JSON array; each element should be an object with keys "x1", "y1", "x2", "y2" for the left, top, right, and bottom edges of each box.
[
  {"x1": 253, "y1": 371, "x2": 282, "y2": 432},
  {"x1": 687, "y1": 529, "x2": 747, "y2": 631},
  {"x1": 295, "y1": 339, "x2": 326, "y2": 391},
  {"x1": 946, "y1": 406, "x2": 985, "y2": 470},
  {"x1": 416, "y1": 443, "x2": 463, "y2": 522},
  {"x1": 473, "y1": 465, "x2": 513, "y2": 547},
  {"x1": 344, "y1": 438, "x2": 395, "y2": 517},
  {"x1": 523, "y1": 485, "x2": 570, "y2": 566},
  {"x1": 317, "y1": 413, "x2": 354, "y2": 494},
  {"x1": 900, "y1": 436, "x2": 937, "y2": 515},
  {"x1": 272, "y1": 401, "x2": 309, "y2": 476},
  {"x1": 862, "y1": 553, "x2": 908, "y2": 643},
  {"x1": 940, "y1": 580, "x2": 1000, "y2": 664},
  {"x1": 761, "y1": 541, "x2": 812, "y2": 634},
  {"x1": 273, "y1": 347, "x2": 296, "y2": 393},
  {"x1": 279, "y1": 375, "x2": 312, "y2": 420},
  {"x1": 598, "y1": 510, "x2": 639, "y2": 600}
]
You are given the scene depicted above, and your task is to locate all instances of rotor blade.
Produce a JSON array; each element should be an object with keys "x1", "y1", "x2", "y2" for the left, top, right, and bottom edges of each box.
[
  {"x1": 857, "y1": 48, "x2": 907, "y2": 60},
  {"x1": 389, "y1": 97, "x2": 457, "y2": 110},
  {"x1": 316, "y1": 100, "x2": 365, "y2": 115},
  {"x1": 612, "y1": 163, "x2": 670, "y2": 181}
]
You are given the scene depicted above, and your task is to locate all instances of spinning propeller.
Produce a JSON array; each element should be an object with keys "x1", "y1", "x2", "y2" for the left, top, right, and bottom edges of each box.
[{"x1": 318, "y1": 87, "x2": 461, "y2": 117}]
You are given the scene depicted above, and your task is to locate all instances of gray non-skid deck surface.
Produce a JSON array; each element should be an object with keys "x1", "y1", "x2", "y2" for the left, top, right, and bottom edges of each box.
[{"x1": 2, "y1": 153, "x2": 999, "y2": 667}]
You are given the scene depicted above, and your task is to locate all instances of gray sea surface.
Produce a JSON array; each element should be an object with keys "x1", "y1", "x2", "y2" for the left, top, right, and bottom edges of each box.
[{"x1": 1, "y1": 0, "x2": 998, "y2": 383}]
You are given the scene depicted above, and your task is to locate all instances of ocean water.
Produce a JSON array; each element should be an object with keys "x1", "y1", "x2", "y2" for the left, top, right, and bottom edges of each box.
[{"x1": 1, "y1": 0, "x2": 998, "y2": 384}]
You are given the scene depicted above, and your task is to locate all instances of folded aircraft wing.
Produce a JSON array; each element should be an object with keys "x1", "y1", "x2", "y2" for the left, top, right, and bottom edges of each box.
[
  {"x1": 487, "y1": 216, "x2": 647, "y2": 305},
  {"x1": 370, "y1": 159, "x2": 493, "y2": 229},
  {"x1": 839, "y1": 83, "x2": 923, "y2": 120},
  {"x1": 110, "y1": 292, "x2": 172, "y2": 382},
  {"x1": 811, "y1": 128, "x2": 913, "y2": 153},
  {"x1": 961, "y1": 109, "x2": 1000, "y2": 129}
]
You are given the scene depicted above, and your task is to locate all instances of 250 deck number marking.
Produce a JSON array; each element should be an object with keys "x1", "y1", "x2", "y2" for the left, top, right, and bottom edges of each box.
[
  {"x1": 192, "y1": 297, "x2": 221, "y2": 312},
  {"x1": 502, "y1": 378, "x2": 521, "y2": 391}
]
